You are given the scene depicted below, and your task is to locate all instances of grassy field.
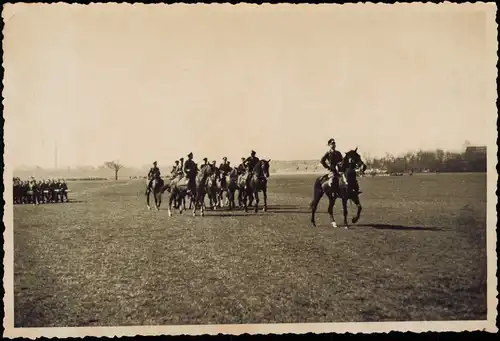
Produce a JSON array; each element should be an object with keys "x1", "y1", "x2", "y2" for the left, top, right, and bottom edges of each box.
[{"x1": 13, "y1": 173, "x2": 488, "y2": 327}]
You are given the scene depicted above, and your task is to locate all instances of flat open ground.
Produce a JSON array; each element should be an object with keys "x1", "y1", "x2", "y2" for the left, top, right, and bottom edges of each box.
[{"x1": 13, "y1": 173, "x2": 487, "y2": 327}]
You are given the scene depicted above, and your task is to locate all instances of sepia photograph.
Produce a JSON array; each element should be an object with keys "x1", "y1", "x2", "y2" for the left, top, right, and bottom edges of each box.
[{"x1": 2, "y1": 2, "x2": 498, "y2": 338}]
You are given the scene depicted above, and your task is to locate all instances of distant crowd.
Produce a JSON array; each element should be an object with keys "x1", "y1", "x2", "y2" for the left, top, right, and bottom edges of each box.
[{"x1": 13, "y1": 177, "x2": 70, "y2": 205}]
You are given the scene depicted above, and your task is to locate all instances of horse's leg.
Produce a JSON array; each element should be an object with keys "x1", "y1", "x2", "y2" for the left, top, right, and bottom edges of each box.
[
  {"x1": 152, "y1": 188, "x2": 159, "y2": 211},
  {"x1": 310, "y1": 179, "x2": 324, "y2": 227},
  {"x1": 253, "y1": 189, "x2": 259, "y2": 213},
  {"x1": 328, "y1": 193, "x2": 338, "y2": 228},
  {"x1": 146, "y1": 190, "x2": 151, "y2": 210},
  {"x1": 228, "y1": 189, "x2": 234, "y2": 210},
  {"x1": 201, "y1": 192, "x2": 206, "y2": 217},
  {"x1": 238, "y1": 188, "x2": 243, "y2": 208},
  {"x1": 168, "y1": 192, "x2": 174, "y2": 217},
  {"x1": 263, "y1": 187, "x2": 268, "y2": 212},
  {"x1": 351, "y1": 195, "x2": 362, "y2": 224},
  {"x1": 342, "y1": 196, "x2": 349, "y2": 229}
]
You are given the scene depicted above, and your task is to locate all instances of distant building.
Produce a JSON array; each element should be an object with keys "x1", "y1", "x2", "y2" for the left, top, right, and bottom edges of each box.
[{"x1": 465, "y1": 146, "x2": 487, "y2": 156}]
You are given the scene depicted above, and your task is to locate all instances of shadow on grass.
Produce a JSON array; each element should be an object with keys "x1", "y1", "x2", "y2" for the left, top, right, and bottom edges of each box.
[
  {"x1": 359, "y1": 223, "x2": 444, "y2": 231},
  {"x1": 263, "y1": 204, "x2": 310, "y2": 214}
]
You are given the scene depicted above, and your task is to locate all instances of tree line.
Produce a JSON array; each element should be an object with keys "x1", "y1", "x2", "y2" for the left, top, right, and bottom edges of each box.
[{"x1": 363, "y1": 148, "x2": 487, "y2": 174}]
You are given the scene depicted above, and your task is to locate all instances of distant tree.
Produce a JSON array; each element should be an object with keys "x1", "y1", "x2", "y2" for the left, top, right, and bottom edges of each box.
[{"x1": 104, "y1": 161, "x2": 123, "y2": 180}]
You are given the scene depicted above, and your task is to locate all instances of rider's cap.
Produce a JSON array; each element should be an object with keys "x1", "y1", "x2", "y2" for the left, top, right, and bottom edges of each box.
[
  {"x1": 223, "y1": 157, "x2": 227, "y2": 160},
  {"x1": 180, "y1": 157, "x2": 184, "y2": 160},
  {"x1": 188, "y1": 152, "x2": 193, "y2": 157},
  {"x1": 328, "y1": 138, "x2": 336, "y2": 146},
  {"x1": 153, "y1": 161, "x2": 158, "y2": 164},
  {"x1": 203, "y1": 157, "x2": 208, "y2": 161},
  {"x1": 175, "y1": 160, "x2": 179, "y2": 163},
  {"x1": 251, "y1": 150, "x2": 256, "y2": 154}
]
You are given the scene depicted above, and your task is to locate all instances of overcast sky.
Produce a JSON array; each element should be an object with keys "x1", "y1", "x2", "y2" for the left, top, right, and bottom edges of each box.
[{"x1": 3, "y1": 3, "x2": 497, "y2": 168}]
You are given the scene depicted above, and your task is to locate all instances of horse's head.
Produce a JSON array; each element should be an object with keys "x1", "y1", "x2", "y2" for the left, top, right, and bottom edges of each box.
[
  {"x1": 256, "y1": 159, "x2": 271, "y2": 178},
  {"x1": 198, "y1": 163, "x2": 213, "y2": 179},
  {"x1": 229, "y1": 168, "x2": 238, "y2": 180},
  {"x1": 343, "y1": 147, "x2": 362, "y2": 170}
]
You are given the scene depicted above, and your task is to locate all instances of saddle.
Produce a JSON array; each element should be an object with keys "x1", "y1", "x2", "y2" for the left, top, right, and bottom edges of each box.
[{"x1": 320, "y1": 172, "x2": 348, "y2": 189}]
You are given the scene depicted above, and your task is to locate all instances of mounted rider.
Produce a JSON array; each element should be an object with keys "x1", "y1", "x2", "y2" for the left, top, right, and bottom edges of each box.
[
  {"x1": 211, "y1": 160, "x2": 219, "y2": 177},
  {"x1": 200, "y1": 157, "x2": 209, "y2": 171},
  {"x1": 170, "y1": 160, "x2": 180, "y2": 179},
  {"x1": 146, "y1": 161, "x2": 161, "y2": 194},
  {"x1": 237, "y1": 157, "x2": 246, "y2": 175},
  {"x1": 243, "y1": 150, "x2": 260, "y2": 187},
  {"x1": 178, "y1": 158, "x2": 185, "y2": 176},
  {"x1": 219, "y1": 157, "x2": 232, "y2": 187},
  {"x1": 183, "y1": 152, "x2": 197, "y2": 193},
  {"x1": 320, "y1": 138, "x2": 343, "y2": 188}
]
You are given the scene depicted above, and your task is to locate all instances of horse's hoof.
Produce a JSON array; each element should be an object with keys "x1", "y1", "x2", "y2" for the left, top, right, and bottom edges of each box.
[
  {"x1": 352, "y1": 217, "x2": 359, "y2": 224},
  {"x1": 331, "y1": 222, "x2": 338, "y2": 228},
  {"x1": 168, "y1": 211, "x2": 172, "y2": 217}
]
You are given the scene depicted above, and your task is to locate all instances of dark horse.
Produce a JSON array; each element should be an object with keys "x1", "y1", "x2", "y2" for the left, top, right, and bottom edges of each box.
[
  {"x1": 241, "y1": 159, "x2": 271, "y2": 213},
  {"x1": 310, "y1": 148, "x2": 364, "y2": 228},
  {"x1": 146, "y1": 176, "x2": 165, "y2": 211}
]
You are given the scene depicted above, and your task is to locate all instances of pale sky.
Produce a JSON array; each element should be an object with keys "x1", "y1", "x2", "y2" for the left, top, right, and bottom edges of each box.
[{"x1": 3, "y1": 3, "x2": 497, "y2": 168}]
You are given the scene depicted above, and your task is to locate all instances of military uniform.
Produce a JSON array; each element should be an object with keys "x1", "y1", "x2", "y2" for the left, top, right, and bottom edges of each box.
[
  {"x1": 244, "y1": 151, "x2": 260, "y2": 185},
  {"x1": 171, "y1": 161, "x2": 180, "y2": 179},
  {"x1": 200, "y1": 158, "x2": 209, "y2": 171},
  {"x1": 146, "y1": 162, "x2": 161, "y2": 193},
  {"x1": 320, "y1": 139, "x2": 343, "y2": 187},
  {"x1": 237, "y1": 158, "x2": 246, "y2": 174},
  {"x1": 219, "y1": 159, "x2": 232, "y2": 188},
  {"x1": 211, "y1": 161, "x2": 219, "y2": 176},
  {"x1": 183, "y1": 153, "x2": 197, "y2": 192}
]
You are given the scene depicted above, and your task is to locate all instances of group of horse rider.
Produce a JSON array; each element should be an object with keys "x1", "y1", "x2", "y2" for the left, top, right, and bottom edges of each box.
[
  {"x1": 13, "y1": 177, "x2": 69, "y2": 204},
  {"x1": 145, "y1": 138, "x2": 366, "y2": 196},
  {"x1": 146, "y1": 150, "x2": 262, "y2": 194}
]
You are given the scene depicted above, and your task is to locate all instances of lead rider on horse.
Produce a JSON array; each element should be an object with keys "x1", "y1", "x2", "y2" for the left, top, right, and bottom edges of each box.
[
  {"x1": 320, "y1": 139, "x2": 343, "y2": 187},
  {"x1": 146, "y1": 161, "x2": 161, "y2": 194},
  {"x1": 243, "y1": 150, "x2": 260, "y2": 187}
]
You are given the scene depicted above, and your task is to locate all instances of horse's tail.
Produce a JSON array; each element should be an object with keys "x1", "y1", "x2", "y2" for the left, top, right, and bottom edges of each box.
[{"x1": 310, "y1": 176, "x2": 323, "y2": 209}]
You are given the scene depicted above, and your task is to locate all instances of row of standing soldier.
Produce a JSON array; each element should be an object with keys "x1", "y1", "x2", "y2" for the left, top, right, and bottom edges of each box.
[{"x1": 13, "y1": 177, "x2": 69, "y2": 205}]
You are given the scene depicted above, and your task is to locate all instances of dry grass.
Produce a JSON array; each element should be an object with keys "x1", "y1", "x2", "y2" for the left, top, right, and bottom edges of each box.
[{"x1": 13, "y1": 173, "x2": 487, "y2": 327}]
